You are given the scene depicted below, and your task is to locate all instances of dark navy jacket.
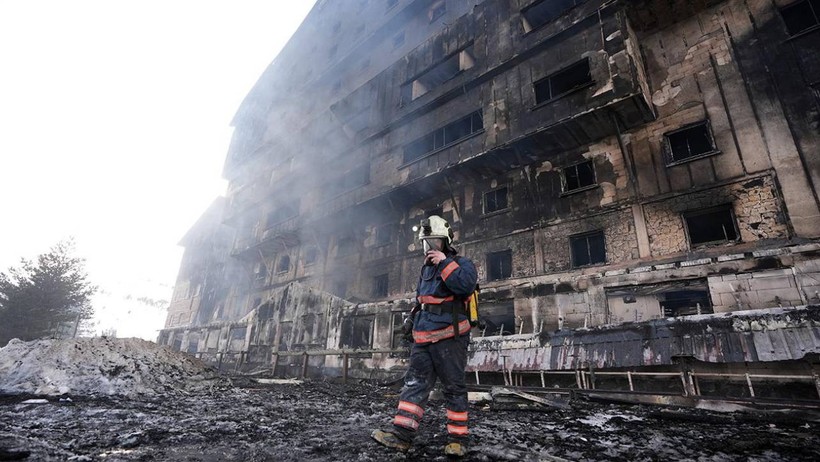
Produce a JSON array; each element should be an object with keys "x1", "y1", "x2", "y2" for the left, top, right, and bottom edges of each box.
[{"x1": 414, "y1": 253, "x2": 478, "y2": 335}]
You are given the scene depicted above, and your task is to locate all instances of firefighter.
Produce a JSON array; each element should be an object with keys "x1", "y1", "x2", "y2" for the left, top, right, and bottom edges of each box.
[{"x1": 372, "y1": 215, "x2": 477, "y2": 457}]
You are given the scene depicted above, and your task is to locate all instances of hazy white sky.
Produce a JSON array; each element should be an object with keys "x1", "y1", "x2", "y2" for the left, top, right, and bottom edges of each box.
[{"x1": 0, "y1": 1, "x2": 316, "y2": 339}]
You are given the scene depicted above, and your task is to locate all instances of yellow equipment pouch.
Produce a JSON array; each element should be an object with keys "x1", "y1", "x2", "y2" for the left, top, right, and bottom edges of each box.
[{"x1": 466, "y1": 285, "x2": 480, "y2": 327}]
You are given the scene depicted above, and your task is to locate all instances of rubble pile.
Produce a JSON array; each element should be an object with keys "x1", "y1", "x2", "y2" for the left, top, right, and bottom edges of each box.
[
  {"x1": 1, "y1": 380, "x2": 819, "y2": 461},
  {"x1": 0, "y1": 337, "x2": 228, "y2": 397}
]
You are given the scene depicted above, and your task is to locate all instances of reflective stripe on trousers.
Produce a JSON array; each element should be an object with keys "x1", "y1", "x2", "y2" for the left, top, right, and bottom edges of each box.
[{"x1": 390, "y1": 334, "x2": 470, "y2": 443}]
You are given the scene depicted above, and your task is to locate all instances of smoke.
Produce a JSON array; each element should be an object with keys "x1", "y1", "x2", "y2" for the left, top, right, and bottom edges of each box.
[{"x1": 177, "y1": 1, "x2": 480, "y2": 327}]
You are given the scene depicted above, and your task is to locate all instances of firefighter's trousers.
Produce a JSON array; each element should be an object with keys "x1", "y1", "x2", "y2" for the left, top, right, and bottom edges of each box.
[{"x1": 391, "y1": 333, "x2": 470, "y2": 443}]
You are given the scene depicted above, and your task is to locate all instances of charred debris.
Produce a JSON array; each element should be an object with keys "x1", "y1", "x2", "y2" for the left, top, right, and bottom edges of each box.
[{"x1": 159, "y1": 0, "x2": 820, "y2": 404}]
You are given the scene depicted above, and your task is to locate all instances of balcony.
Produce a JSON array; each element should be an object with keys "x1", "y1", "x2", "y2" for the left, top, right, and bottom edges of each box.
[{"x1": 231, "y1": 216, "x2": 303, "y2": 259}]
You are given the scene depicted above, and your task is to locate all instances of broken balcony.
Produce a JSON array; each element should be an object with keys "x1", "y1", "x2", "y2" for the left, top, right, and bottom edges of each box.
[
  {"x1": 321, "y1": 3, "x2": 653, "y2": 219},
  {"x1": 231, "y1": 216, "x2": 302, "y2": 259}
]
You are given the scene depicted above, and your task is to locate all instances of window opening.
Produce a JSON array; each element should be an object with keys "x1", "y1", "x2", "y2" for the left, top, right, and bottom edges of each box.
[
  {"x1": 304, "y1": 246, "x2": 318, "y2": 265},
  {"x1": 403, "y1": 111, "x2": 483, "y2": 163},
  {"x1": 664, "y1": 121, "x2": 718, "y2": 163},
  {"x1": 277, "y1": 255, "x2": 290, "y2": 273},
  {"x1": 484, "y1": 187, "x2": 509, "y2": 214},
  {"x1": 570, "y1": 231, "x2": 606, "y2": 267},
  {"x1": 229, "y1": 327, "x2": 246, "y2": 341},
  {"x1": 340, "y1": 315, "x2": 374, "y2": 348},
  {"x1": 374, "y1": 224, "x2": 393, "y2": 246},
  {"x1": 392, "y1": 31, "x2": 405, "y2": 49},
  {"x1": 522, "y1": 0, "x2": 586, "y2": 33},
  {"x1": 661, "y1": 290, "x2": 713, "y2": 317},
  {"x1": 390, "y1": 312, "x2": 405, "y2": 350},
  {"x1": 298, "y1": 314, "x2": 318, "y2": 345},
  {"x1": 266, "y1": 205, "x2": 297, "y2": 229},
  {"x1": 563, "y1": 160, "x2": 596, "y2": 192},
  {"x1": 487, "y1": 250, "x2": 512, "y2": 281},
  {"x1": 534, "y1": 59, "x2": 592, "y2": 104},
  {"x1": 401, "y1": 46, "x2": 475, "y2": 103},
  {"x1": 479, "y1": 301, "x2": 515, "y2": 336},
  {"x1": 373, "y1": 273, "x2": 389, "y2": 297},
  {"x1": 429, "y1": 1, "x2": 446, "y2": 22},
  {"x1": 337, "y1": 235, "x2": 356, "y2": 257},
  {"x1": 278, "y1": 322, "x2": 293, "y2": 351},
  {"x1": 332, "y1": 280, "x2": 348, "y2": 298},
  {"x1": 254, "y1": 265, "x2": 267, "y2": 284},
  {"x1": 327, "y1": 163, "x2": 370, "y2": 198},
  {"x1": 780, "y1": 0, "x2": 820, "y2": 36},
  {"x1": 683, "y1": 205, "x2": 739, "y2": 246}
]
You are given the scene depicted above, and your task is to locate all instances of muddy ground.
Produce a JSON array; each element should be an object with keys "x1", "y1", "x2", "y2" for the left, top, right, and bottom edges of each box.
[{"x1": 1, "y1": 379, "x2": 819, "y2": 461}]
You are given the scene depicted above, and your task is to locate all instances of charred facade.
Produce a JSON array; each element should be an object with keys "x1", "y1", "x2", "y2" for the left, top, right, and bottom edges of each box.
[{"x1": 159, "y1": 0, "x2": 820, "y2": 388}]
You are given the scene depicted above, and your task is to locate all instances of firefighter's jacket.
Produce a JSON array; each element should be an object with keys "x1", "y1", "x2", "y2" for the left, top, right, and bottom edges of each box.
[{"x1": 413, "y1": 254, "x2": 477, "y2": 344}]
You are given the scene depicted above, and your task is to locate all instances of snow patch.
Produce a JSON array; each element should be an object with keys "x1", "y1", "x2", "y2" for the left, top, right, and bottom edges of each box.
[
  {"x1": 578, "y1": 411, "x2": 645, "y2": 429},
  {"x1": 0, "y1": 337, "x2": 228, "y2": 397}
]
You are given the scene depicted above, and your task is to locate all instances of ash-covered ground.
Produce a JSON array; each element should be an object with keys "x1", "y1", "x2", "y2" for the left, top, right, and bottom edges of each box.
[{"x1": 1, "y1": 338, "x2": 818, "y2": 461}]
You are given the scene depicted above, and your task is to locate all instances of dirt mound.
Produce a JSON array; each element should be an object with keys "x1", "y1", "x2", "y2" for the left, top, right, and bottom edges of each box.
[{"x1": 0, "y1": 337, "x2": 228, "y2": 397}]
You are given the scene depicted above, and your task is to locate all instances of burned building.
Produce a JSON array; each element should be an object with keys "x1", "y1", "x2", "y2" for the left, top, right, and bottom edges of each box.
[{"x1": 159, "y1": 0, "x2": 820, "y2": 394}]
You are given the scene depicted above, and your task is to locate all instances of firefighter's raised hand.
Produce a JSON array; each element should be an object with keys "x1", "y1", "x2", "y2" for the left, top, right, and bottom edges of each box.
[{"x1": 425, "y1": 250, "x2": 446, "y2": 266}]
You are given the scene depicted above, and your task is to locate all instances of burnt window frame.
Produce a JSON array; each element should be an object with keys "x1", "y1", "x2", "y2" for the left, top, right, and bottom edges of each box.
[
  {"x1": 265, "y1": 204, "x2": 298, "y2": 229},
  {"x1": 253, "y1": 264, "x2": 267, "y2": 284},
  {"x1": 561, "y1": 159, "x2": 597, "y2": 195},
  {"x1": 661, "y1": 289, "x2": 714, "y2": 317},
  {"x1": 303, "y1": 246, "x2": 318, "y2": 266},
  {"x1": 332, "y1": 279, "x2": 348, "y2": 298},
  {"x1": 276, "y1": 255, "x2": 291, "y2": 273},
  {"x1": 229, "y1": 326, "x2": 247, "y2": 341},
  {"x1": 483, "y1": 186, "x2": 510, "y2": 215},
  {"x1": 486, "y1": 249, "x2": 513, "y2": 281},
  {"x1": 569, "y1": 230, "x2": 606, "y2": 268},
  {"x1": 402, "y1": 110, "x2": 484, "y2": 165},
  {"x1": 340, "y1": 315, "x2": 375, "y2": 349},
  {"x1": 277, "y1": 321, "x2": 293, "y2": 351},
  {"x1": 336, "y1": 235, "x2": 357, "y2": 258},
  {"x1": 521, "y1": 0, "x2": 587, "y2": 34},
  {"x1": 533, "y1": 58, "x2": 594, "y2": 107},
  {"x1": 400, "y1": 44, "x2": 475, "y2": 105},
  {"x1": 373, "y1": 273, "x2": 389, "y2": 298},
  {"x1": 297, "y1": 313, "x2": 319, "y2": 346},
  {"x1": 682, "y1": 204, "x2": 740, "y2": 248},
  {"x1": 478, "y1": 300, "x2": 516, "y2": 337},
  {"x1": 374, "y1": 223, "x2": 393, "y2": 247},
  {"x1": 428, "y1": 0, "x2": 446, "y2": 22},
  {"x1": 780, "y1": 0, "x2": 820, "y2": 37},
  {"x1": 390, "y1": 311, "x2": 405, "y2": 350},
  {"x1": 325, "y1": 163, "x2": 371, "y2": 200},
  {"x1": 392, "y1": 30, "x2": 405, "y2": 49},
  {"x1": 663, "y1": 120, "x2": 720, "y2": 166}
]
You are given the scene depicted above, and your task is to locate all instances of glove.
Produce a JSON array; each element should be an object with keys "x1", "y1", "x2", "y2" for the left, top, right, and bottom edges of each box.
[{"x1": 401, "y1": 316, "x2": 414, "y2": 343}]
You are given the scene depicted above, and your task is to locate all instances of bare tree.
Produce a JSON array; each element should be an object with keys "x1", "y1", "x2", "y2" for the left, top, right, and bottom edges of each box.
[{"x1": 0, "y1": 239, "x2": 96, "y2": 346}]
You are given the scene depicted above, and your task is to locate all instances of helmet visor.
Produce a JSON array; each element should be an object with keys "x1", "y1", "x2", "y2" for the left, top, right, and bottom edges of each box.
[{"x1": 422, "y1": 238, "x2": 443, "y2": 253}]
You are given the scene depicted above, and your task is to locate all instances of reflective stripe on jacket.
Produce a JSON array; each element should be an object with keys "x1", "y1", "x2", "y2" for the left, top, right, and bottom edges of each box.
[{"x1": 414, "y1": 255, "x2": 477, "y2": 339}]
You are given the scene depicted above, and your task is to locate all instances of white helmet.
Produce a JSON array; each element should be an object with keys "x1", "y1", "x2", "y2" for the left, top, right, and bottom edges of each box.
[{"x1": 413, "y1": 215, "x2": 454, "y2": 251}]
